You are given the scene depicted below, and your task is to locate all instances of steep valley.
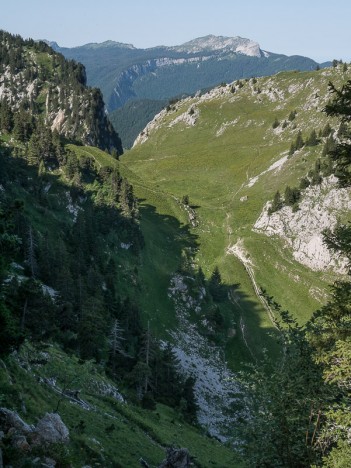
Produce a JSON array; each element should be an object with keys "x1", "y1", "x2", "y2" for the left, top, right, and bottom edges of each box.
[
  {"x1": 1, "y1": 29, "x2": 351, "y2": 467},
  {"x1": 125, "y1": 65, "x2": 351, "y2": 360}
]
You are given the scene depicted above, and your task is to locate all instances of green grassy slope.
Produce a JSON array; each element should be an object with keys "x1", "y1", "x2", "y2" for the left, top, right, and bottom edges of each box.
[
  {"x1": 0, "y1": 140, "x2": 245, "y2": 465},
  {"x1": 0, "y1": 343, "x2": 242, "y2": 467},
  {"x1": 68, "y1": 144, "x2": 191, "y2": 334},
  {"x1": 123, "y1": 65, "x2": 351, "y2": 361}
]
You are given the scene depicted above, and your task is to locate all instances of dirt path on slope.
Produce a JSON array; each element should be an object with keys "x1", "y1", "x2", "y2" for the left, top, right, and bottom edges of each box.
[
  {"x1": 228, "y1": 288, "x2": 256, "y2": 361},
  {"x1": 227, "y1": 240, "x2": 278, "y2": 330}
]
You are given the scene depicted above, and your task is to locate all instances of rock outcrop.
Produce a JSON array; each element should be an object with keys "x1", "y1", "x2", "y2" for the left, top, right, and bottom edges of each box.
[
  {"x1": 0, "y1": 408, "x2": 69, "y2": 464},
  {"x1": 254, "y1": 176, "x2": 351, "y2": 273},
  {"x1": 31, "y1": 412, "x2": 70, "y2": 446},
  {"x1": 0, "y1": 408, "x2": 34, "y2": 435},
  {"x1": 158, "y1": 448, "x2": 191, "y2": 468}
]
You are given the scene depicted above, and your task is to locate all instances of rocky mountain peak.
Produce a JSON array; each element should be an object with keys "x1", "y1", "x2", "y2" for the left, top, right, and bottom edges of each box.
[
  {"x1": 172, "y1": 34, "x2": 262, "y2": 57},
  {"x1": 82, "y1": 40, "x2": 135, "y2": 50},
  {"x1": 41, "y1": 40, "x2": 60, "y2": 51}
]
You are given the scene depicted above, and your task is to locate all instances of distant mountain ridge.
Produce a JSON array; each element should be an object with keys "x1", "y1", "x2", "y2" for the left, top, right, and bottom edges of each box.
[
  {"x1": 52, "y1": 34, "x2": 328, "y2": 110},
  {"x1": 51, "y1": 34, "x2": 331, "y2": 148},
  {"x1": 169, "y1": 34, "x2": 264, "y2": 56}
]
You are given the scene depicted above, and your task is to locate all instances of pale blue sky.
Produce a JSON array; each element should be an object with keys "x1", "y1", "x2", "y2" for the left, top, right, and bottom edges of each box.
[{"x1": 2, "y1": 0, "x2": 350, "y2": 62}]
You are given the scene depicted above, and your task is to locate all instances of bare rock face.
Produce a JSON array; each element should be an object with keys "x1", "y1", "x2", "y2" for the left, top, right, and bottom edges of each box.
[
  {"x1": 31, "y1": 413, "x2": 69, "y2": 446},
  {"x1": 0, "y1": 408, "x2": 69, "y2": 466},
  {"x1": 254, "y1": 176, "x2": 351, "y2": 273},
  {"x1": 41, "y1": 457, "x2": 57, "y2": 467},
  {"x1": 158, "y1": 448, "x2": 191, "y2": 468},
  {"x1": 0, "y1": 407, "x2": 34, "y2": 435},
  {"x1": 11, "y1": 434, "x2": 31, "y2": 452}
]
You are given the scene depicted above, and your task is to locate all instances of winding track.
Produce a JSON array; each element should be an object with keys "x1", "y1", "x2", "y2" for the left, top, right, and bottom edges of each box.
[
  {"x1": 227, "y1": 242, "x2": 278, "y2": 329},
  {"x1": 228, "y1": 288, "x2": 256, "y2": 361}
]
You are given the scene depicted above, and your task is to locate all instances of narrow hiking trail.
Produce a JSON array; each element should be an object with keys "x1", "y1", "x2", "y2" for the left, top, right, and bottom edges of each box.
[
  {"x1": 228, "y1": 287, "x2": 256, "y2": 361},
  {"x1": 227, "y1": 240, "x2": 278, "y2": 330}
]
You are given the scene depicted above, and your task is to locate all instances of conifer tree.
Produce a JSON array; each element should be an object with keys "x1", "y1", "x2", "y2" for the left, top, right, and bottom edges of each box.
[
  {"x1": 0, "y1": 201, "x2": 22, "y2": 355},
  {"x1": 322, "y1": 122, "x2": 332, "y2": 137},
  {"x1": 109, "y1": 319, "x2": 128, "y2": 377},
  {"x1": 209, "y1": 266, "x2": 226, "y2": 301},
  {"x1": 181, "y1": 376, "x2": 198, "y2": 423},
  {"x1": 288, "y1": 110, "x2": 297, "y2": 121},
  {"x1": 155, "y1": 344, "x2": 183, "y2": 406},
  {"x1": 78, "y1": 296, "x2": 108, "y2": 362},
  {"x1": 240, "y1": 313, "x2": 327, "y2": 467},
  {"x1": 0, "y1": 99, "x2": 14, "y2": 132},
  {"x1": 324, "y1": 80, "x2": 351, "y2": 186},
  {"x1": 26, "y1": 224, "x2": 38, "y2": 278},
  {"x1": 306, "y1": 129, "x2": 318, "y2": 146},
  {"x1": 284, "y1": 186, "x2": 301, "y2": 206},
  {"x1": 272, "y1": 117, "x2": 279, "y2": 129},
  {"x1": 295, "y1": 130, "x2": 304, "y2": 150},
  {"x1": 268, "y1": 190, "x2": 283, "y2": 214},
  {"x1": 139, "y1": 321, "x2": 155, "y2": 395}
]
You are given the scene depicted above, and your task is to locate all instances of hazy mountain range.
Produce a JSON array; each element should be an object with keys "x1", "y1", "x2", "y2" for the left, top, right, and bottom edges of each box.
[{"x1": 49, "y1": 35, "x2": 330, "y2": 148}]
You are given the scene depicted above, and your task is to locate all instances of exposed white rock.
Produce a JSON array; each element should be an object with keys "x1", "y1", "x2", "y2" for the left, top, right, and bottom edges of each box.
[
  {"x1": 236, "y1": 41, "x2": 261, "y2": 57},
  {"x1": 32, "y1": 413, "x2": 69, "y2": 445},
  {"x1": 65, "y1": 191, "x2": 81, "y2": 222},
  {"x1": 155, "y1": 56, "x2": 212, "y2": 67},
  {"x1": 0, "y1": 408, "x2": 34, "y2": 435},
  {"x1": 247, "y1": 153, "x2": 288, "y2": 188},
  {"x1": 26, "y1": 81, "x2": 37, "y2": 98},
  {"x1": 41, "y1": 285, "x2": 58, "y2": 300},
  {"x1": 88, "y1": 380, "x2": 124, "y2": 403},
  {"x1": 288, "y1": 82, "x2": 304, "y2": 94},
  {"x1": 254, "y1": 176, "x2": 351, "y2": 272},
  {"x1": 133, "y1": 108, "x2": 168, "y2": 146},
  {"x1": 172, "y1": 35, "x2": 262, "y2": 58},
  {"x1": 44, "y1": 183, "x2": 52, "y2": 194},
  {"x1": 216, "y1": 118, "x2": 239, "y2": 137},
  {"x1": 247, "y1": 176, "x2": 259, "y2": 188},
  {"x1": 168, "y1": 106, "x2": 199, "y2": 128},
  {"x1": 198, "y1": 84, "x2": 232, "y2": 102},
  {"x1": 51, "y1": 109, "x2": 65, "y2": 132},
  {"x1": 167, "y1": 274, "x2": 243, "y2": 441}
]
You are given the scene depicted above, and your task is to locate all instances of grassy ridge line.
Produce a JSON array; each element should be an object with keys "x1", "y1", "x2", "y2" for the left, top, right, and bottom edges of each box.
[{"x1": 69, "y1": 144, "x2": 188, "y2": 223}]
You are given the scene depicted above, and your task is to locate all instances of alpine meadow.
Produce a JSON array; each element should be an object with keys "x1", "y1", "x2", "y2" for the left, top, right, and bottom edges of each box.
[{"x1": 0, "y1": 23, "x2": 351, "y2": 468}]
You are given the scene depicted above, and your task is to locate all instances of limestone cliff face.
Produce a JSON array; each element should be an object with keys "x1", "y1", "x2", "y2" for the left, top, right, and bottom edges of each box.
[
  {"x1": 254, "y1": 176, "x2": 351, "y2": 273},
  {"x1": 0, "y1": 30, "x2": 122, "y2": 153}
]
